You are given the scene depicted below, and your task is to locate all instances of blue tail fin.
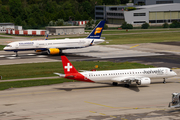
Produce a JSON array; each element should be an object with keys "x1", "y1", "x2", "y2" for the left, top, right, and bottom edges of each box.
[
  {"x1": 45, "y1": 34, "x2": 48, "y2": 40},
  {"x1": 86, "y1": 21, "x2": 105, "y2": 39}
]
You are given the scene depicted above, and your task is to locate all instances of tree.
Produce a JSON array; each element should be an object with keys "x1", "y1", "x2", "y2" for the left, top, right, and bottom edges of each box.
[
  {"x1": 81, "y1": 1, "x2": 91, "y2": 15},
  {"x1": 15, "y1": 16, "x2": 22, "y2": 25},
  {"x1": 121, "y1": 0, "x2": 129, "y2": 4},
  {"x1": 162, "y1": 22, "x2": 169, "y2": 28},
  {"x1": 95, "y1": 20, "x2": 101, "y2": 26},
  {"x1": 102, "y1": 0, "x2": 120, "y2": 5},
  {"x1": 141, "y1": 22, "x2": 149, "y2": 29},
  {"x1": 75, "y1": 11, "x2": 81, "y2": 20},
  {"x1": 104, "y1": 23, "x2": 108, "y2": 29},
  {"x1": 121, "y1": 22, "x2": 133, "y2": 29},
  {"x1": 169, "y1": 21, "x2": 180, "y2": 28},
  {"x1": 82, "y1": 12, "x2": 89, "y2": 20},
  {"x1": 57, "y1": 9, "x2": 66, "y2": 21},
  {"x1": 56, "y1": 19, "x2": 64, "y2": 26},
  {"x1": 9, "y1": 0, "x2": 22, "y2": 18}
]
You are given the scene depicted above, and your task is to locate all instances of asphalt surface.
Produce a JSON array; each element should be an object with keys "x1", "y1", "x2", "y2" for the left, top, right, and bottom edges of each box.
[
  {"x1": 1, "y1": 35, "x2": 180, "y2": 119},
  {"x1": 0, "y1": 76, "x2": 180, "y2": 120}
]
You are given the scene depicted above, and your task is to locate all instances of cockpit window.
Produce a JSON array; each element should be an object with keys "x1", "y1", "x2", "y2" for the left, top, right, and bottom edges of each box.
[
  {"x1": 170, "y1": 70, "x2": 172, "y2": 72},
  {"x1": 6, "y1": 45, "x2": 12, "y2": 47}
]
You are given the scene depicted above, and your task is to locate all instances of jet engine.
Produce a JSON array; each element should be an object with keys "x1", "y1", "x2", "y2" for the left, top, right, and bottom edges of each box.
[
  {"x1": 136, "y1": 77, "x2": 151, "y2": 85},
  {"x1": 47, "y1": 48, "x2": 61, "y2": 55},
  {"x1": 35, "y1": 50, "x2": 43, "y2": 52}
]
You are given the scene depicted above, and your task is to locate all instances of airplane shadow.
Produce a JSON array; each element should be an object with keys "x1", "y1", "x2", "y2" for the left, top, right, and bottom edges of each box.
[
  {"x1": 168, "y1": 108, "x2": 180, "y2": 113},
  {"x1": 54, "y1": 83, "x2": 141, "y2": 92}
]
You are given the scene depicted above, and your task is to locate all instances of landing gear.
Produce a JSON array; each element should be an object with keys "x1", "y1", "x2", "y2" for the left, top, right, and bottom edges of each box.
[
  {"x1": 14, "y1": 51, "x2": 18, "y2": 57},
  {"x1": 124, "y1": 84, "x2": 130, "y2": 88},
  {"x1": 112, "y1": 82, "x2": 118, "y2": 86},
  {"x1": 163, "y1": 78, "x2": 166, "y2": 84}
]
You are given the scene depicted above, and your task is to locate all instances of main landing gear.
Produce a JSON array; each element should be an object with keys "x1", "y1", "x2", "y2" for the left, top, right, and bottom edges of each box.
[
  {"x1": 14, "y1": 51, "x2": 18, "y2": 57},
  {"x1": 112, "y1": 82, "x2": 118, "y2": 86},
  {"x1": 112, "y1": 82, "x2": 130, "y2": 88},
  {"x1": 163, "y1": 78, "x2": 166, "y2": 84},
  {"x1": 124, "y1": 84, "x2": 130, "y2": 88}
]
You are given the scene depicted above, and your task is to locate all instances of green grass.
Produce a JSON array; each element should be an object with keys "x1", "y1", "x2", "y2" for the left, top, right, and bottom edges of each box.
[
  {"x1": 101, "y1": 29, "x2": 180, "y2": 34},
  {"x1": 0, "y1": 36, "x2": 12, "y2": 39},
  {"x1": 0, "y1": 61, "x2": 153, "y2": 91},
  {"x1": 0, "y1": 79, "x2": 73, "y2": 91},
  {"x1": 0, "y1": 61, "x2": 153, "y2": 80},
  {"x1": 0, "y1": 45, "x2": 5, "y2": 50},
  {"x1": 101, "y1": 32, "x2": 180, "y2": 45}
]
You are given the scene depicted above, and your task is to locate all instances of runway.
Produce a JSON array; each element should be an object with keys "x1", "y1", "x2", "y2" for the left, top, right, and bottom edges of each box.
[
  {"x1": 1, "y1": 42, "x2": 180, "y2": 68},
  {"x1": 1, "y1": 41, "x2": 180, "y2": 120},
  {"x1": 0, "y1": 76, "x2": 180, "y2": 120}
]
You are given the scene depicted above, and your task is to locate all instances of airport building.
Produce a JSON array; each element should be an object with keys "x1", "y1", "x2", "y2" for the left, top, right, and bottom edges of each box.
[
  {"x1": 95, "y1": 3, "x2": 180, "y2": 26},
  {"x1": 0, "y1": 23, "x2": 22, "y2": 33},
  {"x1": 46, "y1": 26, "x2": 85, "y2": 35}
]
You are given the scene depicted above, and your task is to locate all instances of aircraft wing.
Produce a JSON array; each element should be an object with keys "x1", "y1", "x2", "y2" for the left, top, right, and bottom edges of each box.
[{"x1": 111, "y1": 76, "x2": 145, "y2": 82}]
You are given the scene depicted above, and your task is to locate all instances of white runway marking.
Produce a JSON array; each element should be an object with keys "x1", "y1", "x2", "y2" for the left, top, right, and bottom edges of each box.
[
  {"x1": 6, "y1": 57, "x2": 21, "y2": 59},
  {"x1": 27, "y1": 54, "x2": 36, "y2": 56},
  {"x1": 0, "y1": 55, "x2": 5, "y2": 58},
  {"x1": 37, "y1": 55, "x2": 47, "y2": 58}
]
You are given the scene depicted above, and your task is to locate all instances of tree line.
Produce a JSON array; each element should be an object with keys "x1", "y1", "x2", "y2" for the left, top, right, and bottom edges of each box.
[{"x1": 0, "y1": 0, "x2": 129, "y2": 29}]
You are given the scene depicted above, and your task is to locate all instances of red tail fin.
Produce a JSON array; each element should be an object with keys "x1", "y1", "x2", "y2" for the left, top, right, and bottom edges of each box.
[{"x1": 61, "y1": 56, "x2": 78, "y2": 74}]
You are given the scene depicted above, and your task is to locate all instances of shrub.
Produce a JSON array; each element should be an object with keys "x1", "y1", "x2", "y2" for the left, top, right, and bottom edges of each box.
[
  {"x1": 104, "y1": 24, "x2": 108, "y2": 29},
  {"x1": 162, "y1": 22, "x2": 169, "y2": 28},
  {"x1": 141, "y1": 22, "x2": 149, "y2": 29},
  {"x1": 169, "y1": 21, "x2": 180, "y2": 28},
  {"x1": 121, "y1": 22, "x2": 133, "y2": 29}
]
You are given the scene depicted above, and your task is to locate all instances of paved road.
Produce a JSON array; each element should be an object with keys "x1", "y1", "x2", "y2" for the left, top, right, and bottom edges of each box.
[{"x1": 0, "y1": 75, "x2": 180, "y2": 120}]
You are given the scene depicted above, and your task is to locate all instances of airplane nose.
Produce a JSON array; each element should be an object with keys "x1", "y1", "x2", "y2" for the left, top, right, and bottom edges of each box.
[{"x1": 174, "y1": 72, "x2": 177, "y2": 76}]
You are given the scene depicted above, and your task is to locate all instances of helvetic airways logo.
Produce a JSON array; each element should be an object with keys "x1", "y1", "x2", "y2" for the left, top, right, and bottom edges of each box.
[
  {"x1": 65, "y1": 63, "x2": 72, "y2": 72},
  {"x1": 94, "y1": 27, "x2": 102, "y2": 35}
]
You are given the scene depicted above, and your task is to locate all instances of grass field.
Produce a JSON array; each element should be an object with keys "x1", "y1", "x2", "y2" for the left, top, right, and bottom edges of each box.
[
  {"x1": 101, "y1": 32, "x2": 180, "y2": 45},
  {"x1": 101, "y1": 29, "x2": 180, "y2": 34},
  {"x1": 0, "y1": 79, "x2": 73, "y2": 91},
  {"x1": 0, "y1": 61, "x2": 153, "y2": 80},
  {"x1": 0, "y1": 45, "x2": 5, "y2": 50},
  {"x1": 0, "y1": 61, "x2": 153, "y2": 90}
]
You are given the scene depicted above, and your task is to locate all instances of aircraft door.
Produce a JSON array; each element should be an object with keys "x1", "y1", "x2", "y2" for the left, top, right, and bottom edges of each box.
[
  {"x1": 35, "y1": 42, "x2": 39, "y2": 48},
  {"x1": 84, "y1": 74, "x2": 88, "y2": 80},
  {"x1": 15, "y1": 43, "x2": 18, "y2": 49}
]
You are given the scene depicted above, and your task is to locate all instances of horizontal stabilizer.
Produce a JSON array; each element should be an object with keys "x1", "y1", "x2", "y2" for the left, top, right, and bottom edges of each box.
[{"x1": 54, "y1": 72, "x2": 65, "y2": 77}]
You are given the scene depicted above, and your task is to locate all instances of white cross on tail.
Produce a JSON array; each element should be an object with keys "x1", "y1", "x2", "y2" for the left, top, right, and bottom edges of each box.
[{"x1": 65, "y1": 63, "x2": 72, "y2": 72}]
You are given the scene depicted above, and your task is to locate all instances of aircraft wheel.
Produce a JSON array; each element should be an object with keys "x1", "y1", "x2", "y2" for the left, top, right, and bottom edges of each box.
[
  {"x1": 163, "y1": 78, "x2": 166, "y2": 84},
  {"x1": 124, "y1": 84, "x2": 130, "y2": 88},
  {"x1": 112, "y1": 82, "x2": 118, "y2": 86}
]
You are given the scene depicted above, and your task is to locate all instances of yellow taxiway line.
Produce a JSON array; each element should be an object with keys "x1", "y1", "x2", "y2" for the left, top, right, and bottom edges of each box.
[{"x1": 130, "y1": 44, "x2": 139, "y2": 48}]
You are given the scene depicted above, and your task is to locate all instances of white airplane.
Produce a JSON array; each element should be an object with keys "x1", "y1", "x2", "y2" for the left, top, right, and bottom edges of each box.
[
  {"x1": 3, "y1": 21, "x2": 105, "y2": 56},
  {"x1": 54, "y1": 56, "x2": 177, "y2": 87}
]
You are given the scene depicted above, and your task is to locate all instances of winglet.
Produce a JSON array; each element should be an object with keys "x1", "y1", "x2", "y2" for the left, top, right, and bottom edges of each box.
[
  {"x1": 86, "y1": 21, "x2": 105, "y2": 39},
  {"x1": 45, "y1": 34, "x2": 48, "y2": 40},
  {"x1": 61, "y1": 56, "x2": 78, "y2": 74}
]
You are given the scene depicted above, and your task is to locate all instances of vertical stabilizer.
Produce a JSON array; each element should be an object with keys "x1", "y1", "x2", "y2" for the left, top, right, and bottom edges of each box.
[
  {"x1": 61, "y1": 56, "x2": 78, "y2": 74},
  {"x1": 45, "y1": 34, "x2": 48, "y2": 40},
  {"x1": 86, "y1": 21, "x2": 105, "y2": 39}
]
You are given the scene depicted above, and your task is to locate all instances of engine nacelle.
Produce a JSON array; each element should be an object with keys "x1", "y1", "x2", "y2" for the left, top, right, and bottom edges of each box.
[
  {"x1": 48, "y1": 48, "x2": 60, "y2": 55},
  {"x1": 136, "y1": 77, "x2": 151, "y2": 85},
  {"x1": 35, "y1": 50, "x2": 43, "y2": 52}
]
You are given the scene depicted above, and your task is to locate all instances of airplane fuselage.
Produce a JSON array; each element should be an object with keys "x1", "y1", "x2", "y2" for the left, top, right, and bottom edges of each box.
[
  {"x1": 3, "y1": 38, "x2": 104, "y2": 52},
  {"x1": 70, "y1": 67, "x2": 176, "y2": 83}
]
